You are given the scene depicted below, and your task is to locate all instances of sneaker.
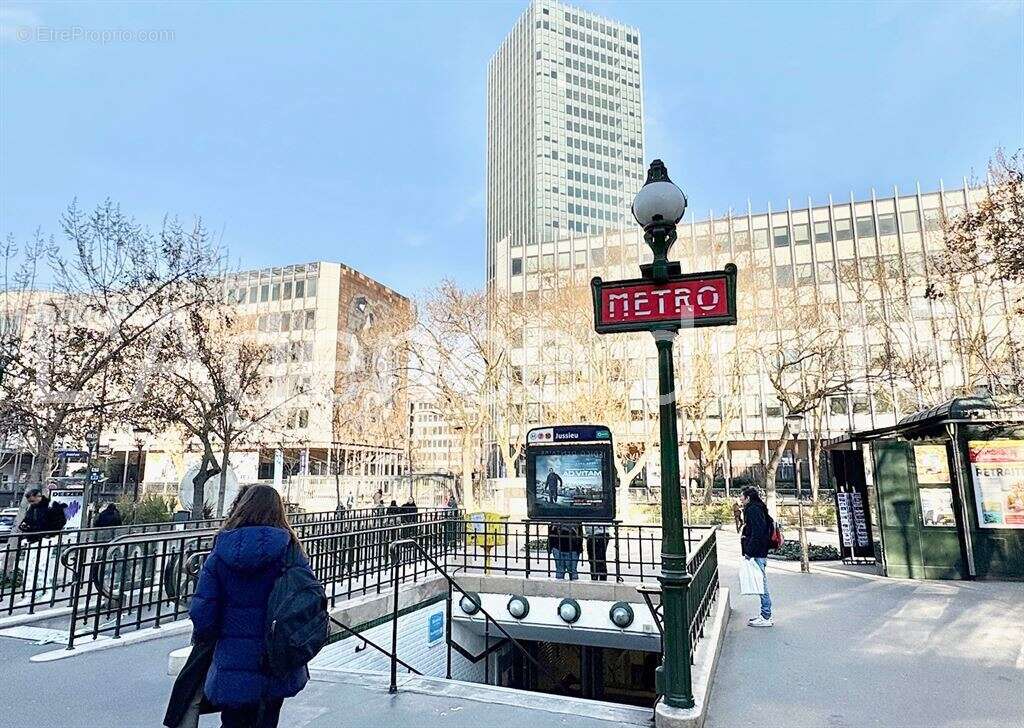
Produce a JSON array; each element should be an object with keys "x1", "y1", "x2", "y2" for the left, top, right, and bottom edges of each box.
[{"x1": 748, "y1": 616, "x2": 774, "y2": 628}]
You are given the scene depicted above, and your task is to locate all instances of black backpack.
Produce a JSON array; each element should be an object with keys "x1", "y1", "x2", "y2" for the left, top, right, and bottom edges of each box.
[{"x1": 265, "y1": 543, "x2": 329, "y2": 676}]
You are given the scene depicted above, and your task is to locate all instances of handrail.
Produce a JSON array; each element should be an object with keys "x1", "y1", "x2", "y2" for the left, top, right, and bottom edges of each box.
[
  {"x1": 385, "y1": 537, "x2": 564, "y2": 694},
  {"x1": 328, "y1": 615, "x2": 423, "y2": 676}
]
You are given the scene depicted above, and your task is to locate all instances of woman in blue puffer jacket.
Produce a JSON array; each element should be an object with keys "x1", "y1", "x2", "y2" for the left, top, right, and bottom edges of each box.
[{"x1": 189, "y1": 484, "x2": 314, "y2": 728}]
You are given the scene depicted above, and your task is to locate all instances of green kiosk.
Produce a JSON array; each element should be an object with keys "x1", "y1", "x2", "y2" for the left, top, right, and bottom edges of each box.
[{"x1": 827, "y1": 394, "x2": 1024, "y2": 581}]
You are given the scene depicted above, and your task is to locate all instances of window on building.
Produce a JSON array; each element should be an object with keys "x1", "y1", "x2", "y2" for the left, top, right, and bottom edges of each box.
[
  {"x1": 900, "y1": 210, "x2": 920, "y2": 233},
  {"x1": 305, "y1": 310, "x2": 315, "y2": 329},
  {"x1": 558, "y1": 252, "x2": 571, "y2": 269},
  {"x1": 793, "y1": 223, "x2": 810, "y2": 244},
  {"x1": 283, "y1": 281, "x2": 292, "y2": 300},
  {"x1": 814, "y1": 220, "x2": 832, "y2": 243},
  {"x1": 574, "y1": 251, "x2": 587, "y2": 269},
  {"x1": 249, "y1": 285, "x2": 258, "y2": 302},
  {"x1": 260, "y1": 284, "x2": 269, "y2": 302},
  {"x1": 294, "y1": 280, "x2": 305, "y2": 298},
  {"x1": 775, "y1": 265, "x2": 793, "y2": 286},
  {"x1": 511, "y1": 258, "x2": 523, "y2": 276},
  {"x1": 829, "y1": 396, "x2": 848, "y2": 415},
  {"x1": 307, "y1": 278, "x2": 317, "y2": 297},
  {"x1": 591, "y1": 248, "x2": 604, "y2": 265},
  {"x1": 852, "y1": 395, "x2": 870, "y2": 415},
  {"x1": 855, "y1": 216, "x2": 876, "y2": 238},
  {"x1": 877, "y1": 213, "x2": 897, "y2": 236},
  {"x1": 752, "y1": 228, "x2": 769, "y2": 249},
  {"x1": 526, "y1": 256, "x2": 539, "y2": 273},
  {"x1": 281, "y1": 314, "x2": 290, "y2": 332},
  {"x1": 773, "y1": 226, "x2": 790, "y2": 247},
  {"x1": 796, "y1": 263, "x2": 814, "y2": 284},
  {"x1": 835, "y1": 219, "x2": 853, "y2": 241},
  {"x1": 922, "y1": 209, "x2": 942, "y2": 232}
]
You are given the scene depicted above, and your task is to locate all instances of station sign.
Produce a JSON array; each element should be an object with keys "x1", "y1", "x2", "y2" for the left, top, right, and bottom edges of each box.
[{"x1": 591, "y1": 264, "x2": 738, "y2": 334}]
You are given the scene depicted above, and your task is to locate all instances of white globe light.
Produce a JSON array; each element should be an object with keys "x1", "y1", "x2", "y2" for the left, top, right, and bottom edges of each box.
[
  {"x1": 632, "y1": 180, "x2": 687, "y2": 228},
  {"x1": 609, "y1": 603, "x2": 634, "y2": 629},
  {"x1": 459, "y1": 594, "x2": 480, "y2": 615},
  {"x1": 508, "y1": 596, "x2": 529, "y2": 619},
  {"x1": 558, "y1": 600, "x2": 580, "y2": 623}
]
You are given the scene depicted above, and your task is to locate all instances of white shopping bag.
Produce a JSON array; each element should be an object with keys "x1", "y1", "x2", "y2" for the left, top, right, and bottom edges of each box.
[{"x1": 739, "y1": 557, "x2": 765, "y2": 595}]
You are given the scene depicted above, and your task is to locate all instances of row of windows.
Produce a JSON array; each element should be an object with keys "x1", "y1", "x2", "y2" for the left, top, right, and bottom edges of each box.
[
  {"x1": 268, "y1": 340, "x2": 315, "y2": 364},
  {"x1": 564, "y1": 103, "x2": 621, "y2": 130},
  {"x1": 565, "y1": 167, "x2": 622, "y2": 190},
  {"x1": 566, "y1": 134, "x2": 620, "y2": 161},
  {"x1": 229, "y1": 277, "x2": 318, "y2": 305},
  {"x1": 560, "y1": 7, "x2": 636, "y2": 46},
  {"x1": 566, "y1": 185, "x2": 622, "y2": 207},
  {"x1": 256, "y1": 310, "x2": 315, "y2": 333}
]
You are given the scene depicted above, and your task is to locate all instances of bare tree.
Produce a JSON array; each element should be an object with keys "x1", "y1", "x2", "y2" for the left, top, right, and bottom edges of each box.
[
  {"x1": 925, "y1": 150, "x2": 1024, "y2": 394},
  {"x1": 539, "y1": 283, "x2": 657, "y2": 515},
  {"x1": 0, "y1": 201, "x2": 214, "y2": 493},
  {"x1": 756, "y1": 290, "x2": 873, "y2": 513},
  {"x1": 676, "y1": 330, "x2": 745, "y2": 505}
]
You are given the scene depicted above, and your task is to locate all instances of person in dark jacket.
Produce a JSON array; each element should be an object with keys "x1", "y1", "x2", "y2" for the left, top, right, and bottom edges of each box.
[
  {"x1": 547, "y1": 522, "x2": 583, "y2": 580},
  {"x1": 740, "y1": 486, "x2": 774, "y2": 627},
  {"x1": 18, "y1": 489, "x2": 67, "y2": 543},
  {"x1": 188, "y1": 484, "x2": 314, "y2": 728},
  {"x1": 93, "y1": 503, "x2": 122, "y2": 528}
]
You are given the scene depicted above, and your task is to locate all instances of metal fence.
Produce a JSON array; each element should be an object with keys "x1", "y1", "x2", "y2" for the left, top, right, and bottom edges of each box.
[
  {"x1": 6, "y1": 512, "x2": 719, "y2": 657},
  {"x1": 0, "y1": 507, "x2": 452, "y2": 618}
]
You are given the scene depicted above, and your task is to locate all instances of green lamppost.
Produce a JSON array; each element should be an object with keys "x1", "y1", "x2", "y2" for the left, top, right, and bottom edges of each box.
[{"x1": 631, "y1": 160, "x2": 694, "y2": 709}]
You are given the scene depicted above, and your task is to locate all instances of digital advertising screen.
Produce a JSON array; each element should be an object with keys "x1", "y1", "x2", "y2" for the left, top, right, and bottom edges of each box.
[{"x1": 525, "y1": 425, "x2": 615, "y2": 520}]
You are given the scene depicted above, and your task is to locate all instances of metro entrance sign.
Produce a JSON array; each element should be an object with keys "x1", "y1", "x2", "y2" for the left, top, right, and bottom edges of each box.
[
  {"x1": 592, "y1": 159, "x2": 739, "y2": 714},
  {"x1": 591, "y1": 264, "x2": 737, "y2": 333}
]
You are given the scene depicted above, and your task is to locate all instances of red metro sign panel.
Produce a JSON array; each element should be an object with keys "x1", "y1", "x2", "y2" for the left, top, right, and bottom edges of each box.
[{"x1": 591, "y1": 264, "x2": 738, "y2": 333}]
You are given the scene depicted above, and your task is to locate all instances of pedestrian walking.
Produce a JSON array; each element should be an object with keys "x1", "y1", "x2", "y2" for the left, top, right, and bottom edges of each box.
[
  {"x1": 584, "y1": 522, "x2": 611, "y2": 581},
  {"x1": 740, "y1": 486, "x2": 774, "y2": 627},
  {"x1": 547, "y1": 521, "x2": 583, "y2": 580},
  {"x1": 732, "y1": 499, "x2": 743, "y2": 533},
  {"x1": 18, "y1": 489, "x2": 67, "y2": 543},
  {"x1": 185, "y1": 484, "x2": 318, "y2": 727}
]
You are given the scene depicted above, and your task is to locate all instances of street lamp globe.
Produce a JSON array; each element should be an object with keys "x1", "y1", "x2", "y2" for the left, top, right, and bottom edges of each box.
[
  {"x1": 631, "y1": 159, "x2": 687, "y2": 230},
  {"x1": 785, "y1": 413, "x2": 804, "y2": 437}
]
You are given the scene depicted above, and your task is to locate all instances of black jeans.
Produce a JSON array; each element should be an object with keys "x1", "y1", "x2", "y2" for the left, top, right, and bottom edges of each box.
[
  {"x1": 587, "y1": 534, "x2": 609, "y2": 581},
  {"x1": 221, "y1": 698, "x2": 284, "y2": 728}
]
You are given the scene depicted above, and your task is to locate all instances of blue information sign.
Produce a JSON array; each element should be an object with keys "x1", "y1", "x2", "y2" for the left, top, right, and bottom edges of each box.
[{"x1": 427, "y1": 611, "x2": 444, "y2": 646}]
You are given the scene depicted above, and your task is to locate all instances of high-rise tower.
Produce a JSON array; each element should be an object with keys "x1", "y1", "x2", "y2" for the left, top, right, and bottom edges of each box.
[{"x1": 486, "y1": 1, "x2": 644, "y2": 288}]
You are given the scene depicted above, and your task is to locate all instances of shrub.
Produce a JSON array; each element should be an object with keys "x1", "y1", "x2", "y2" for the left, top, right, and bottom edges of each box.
[
  {"x1": 114, "y1": 494, "x2": 176, "y2": 525},
  {"x1": 0, "y1": 568, "x2": 24, "y2": 594},
  {"x1": 770, "y1": 541, "x2": 841, "y2": 561}
]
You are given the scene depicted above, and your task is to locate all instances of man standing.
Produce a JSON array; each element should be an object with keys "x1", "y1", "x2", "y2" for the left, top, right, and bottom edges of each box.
[
  {"x1": 545, "y1": 468, "x2": 562, "y2": 504},
  {"x1": 740, "y1": 486, "x2": 774, "y2": 627},
  {"x1": 18, "y1": 489, "x2": 67, "y2": 543},
  {"x1": 584, "y1": 522, "x2": 610, "y2": 581}
]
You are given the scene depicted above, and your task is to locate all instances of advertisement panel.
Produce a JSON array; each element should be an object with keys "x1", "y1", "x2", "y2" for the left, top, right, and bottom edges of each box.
[
  {"x1": 48, "y1": 489, "x2": 85, "y2": 530},
  {"x1": 968, "y1": 439, "x2": 1024, "y2": 529},
  {"x1": 525, "y1": 425, "x2": 615, "y2": 521},
  {"x1": 914, "y1": 444, "x2": 951, "y2": 484}
]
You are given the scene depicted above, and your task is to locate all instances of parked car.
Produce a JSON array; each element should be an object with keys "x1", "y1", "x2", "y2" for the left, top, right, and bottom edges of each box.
[{"x1": 0, "y1": 507, "x2": 19, "y2": 536}]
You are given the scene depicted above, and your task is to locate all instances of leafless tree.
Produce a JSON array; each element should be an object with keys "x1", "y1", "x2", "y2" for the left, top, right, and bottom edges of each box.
[{"x1": 0, "y1": 201, "x2": 215, "y2": 494}]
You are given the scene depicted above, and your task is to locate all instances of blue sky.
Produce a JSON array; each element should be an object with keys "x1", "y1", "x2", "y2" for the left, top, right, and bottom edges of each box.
[{"x1": 2, "y1": 1, "x2": 1021, "y2": 295}]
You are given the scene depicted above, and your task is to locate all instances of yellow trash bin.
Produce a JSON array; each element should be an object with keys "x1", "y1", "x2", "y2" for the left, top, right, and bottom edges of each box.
[{"x1": 466, "y1": 511, "x2": 509, "y2": 573}]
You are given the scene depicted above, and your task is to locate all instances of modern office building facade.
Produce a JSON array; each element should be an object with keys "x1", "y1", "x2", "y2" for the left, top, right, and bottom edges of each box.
[
  {"x1": 486, "y1": 0, "x2": 645, "y2": 287},
  {"x1": 490, "y1": 182, "x2": 1022, "y2": 492}
]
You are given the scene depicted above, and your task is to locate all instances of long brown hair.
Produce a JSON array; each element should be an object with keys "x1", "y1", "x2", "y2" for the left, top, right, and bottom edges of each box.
[{"x1": 220, "y1": 484, "x2": 302, "y2": 551}]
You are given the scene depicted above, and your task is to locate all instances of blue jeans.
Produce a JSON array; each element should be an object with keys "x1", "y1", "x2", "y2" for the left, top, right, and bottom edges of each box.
[
  {"x1": 552, "y1": 549, "x2": 579, "y2": 580},
  {"x1": 754, "y1": 557, "x2": 772, "y2": 618}
]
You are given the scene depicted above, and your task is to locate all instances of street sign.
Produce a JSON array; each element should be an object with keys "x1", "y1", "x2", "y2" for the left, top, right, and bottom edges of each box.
[{"x1": 591, "y1": 264, "x2": 737, "y2": 334}]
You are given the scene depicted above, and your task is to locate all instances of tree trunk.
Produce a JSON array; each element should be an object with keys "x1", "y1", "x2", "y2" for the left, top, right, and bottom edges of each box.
[
  {"x1": 192, "y1": 439, "x2": 222, "y2": 520},
  {"x1": 215, "y1": 438, "x2": 232, "y2": 517},
  {"x1": 764, "y1": 424, "x2": 793, "y2": 517}
]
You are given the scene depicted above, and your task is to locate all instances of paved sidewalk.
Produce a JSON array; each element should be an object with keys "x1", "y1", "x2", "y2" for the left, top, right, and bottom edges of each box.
[
  {"x1": 1, "y1": 528, "x2": 1020, "y2": 728},
  {"x1": 709, "y1": 530, "x2": 1024, "y2": 728}
]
